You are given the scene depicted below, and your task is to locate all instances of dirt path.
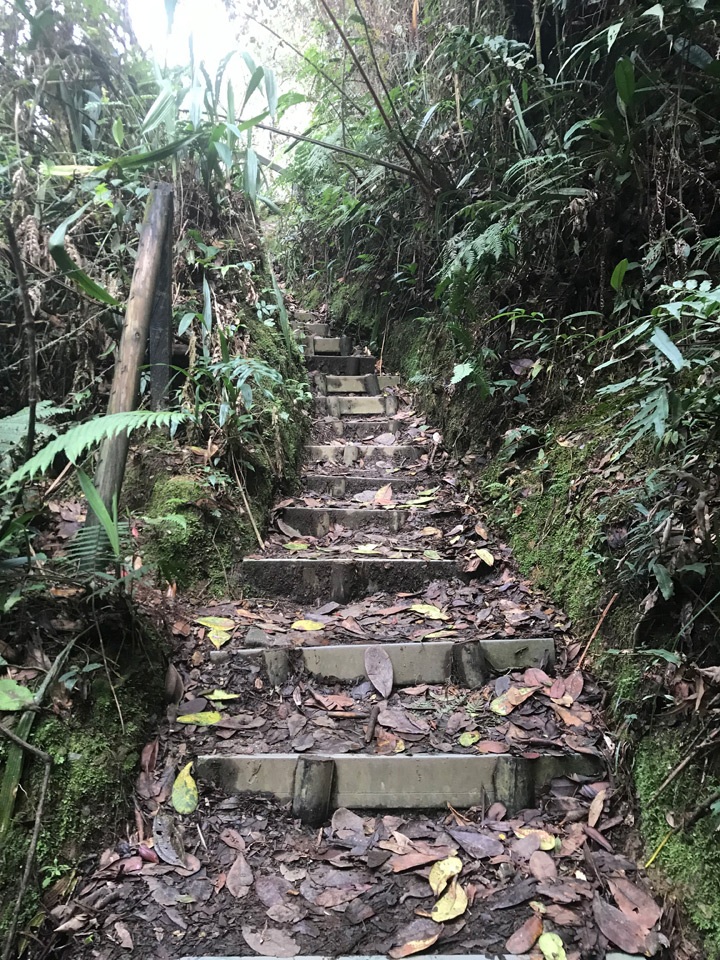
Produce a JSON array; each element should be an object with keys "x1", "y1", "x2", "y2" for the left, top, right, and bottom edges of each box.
[{"x1": 64, "y1": 312, "x2": 667, "y2": 960}]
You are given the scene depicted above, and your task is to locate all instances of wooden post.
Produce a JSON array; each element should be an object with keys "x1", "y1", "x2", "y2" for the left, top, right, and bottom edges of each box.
[
  {"x1": 88, "y1": 182, "x2": 174, "y2": 529},
  {"x1": 149, "y1": 197, "x2": 174, "y2": 410}
]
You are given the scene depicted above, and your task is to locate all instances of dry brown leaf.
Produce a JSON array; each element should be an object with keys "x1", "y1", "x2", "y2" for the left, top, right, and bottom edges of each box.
[
  {"x1": 226, "y1": 852, "x2": 253, "y2": 898},
  {"x1": 365, "y1": 646, "x2": 394, "y2": 699},
  {"x1": 505, "y1": 913, "x2": 543, "y2": 954}
]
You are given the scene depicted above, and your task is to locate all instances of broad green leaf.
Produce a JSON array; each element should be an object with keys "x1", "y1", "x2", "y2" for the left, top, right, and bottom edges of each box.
[
  {"x1": 177, "y1": 711, "x2": 222, "y2": 725},
  {"x1": 244, "y1": 146, "x2": 258, "y2": 206},
  {"x1": 615, "y1": 57, "x2": 635, "y2": 106},
  {"x1": 451, "y1": 362, "x2": 474, "y2": 385},
  {"x1": 202, "y1": 273, "x2": 213, "y2": 333},
  {"x1": 242, "y1": 66, "x2": 265, "y2": 115},
  {"x1": 172, "y1": 762, "x2": 198, "y2": 814},
  {"x1": 424, "y1": 549, "x2": 441, "y2": 560},
  {"x1": 642, "y1": 3, "x2": 664, "y2": 29},
  {"x1": 205, "y1": 689, "x2": 240, "y2": 700},
  {"x1": 607, "y1": 20, "x2": 623, "y2": 51},
  {"x1": 610, "y1": 258, "x2": 628, "y2": 291},
  {"x1": 263, "y1": 66, "x2": 278, "y2": 120},
  {"x1": 650, "y1": 327, "x2": 685, "y2": 370},
  {"x1": 49, "y1": 203, "x2": 119, "y2": 305},
  {"x1": 76, "y1": 468, "x2": 120, "y2": 559},
  {"x1": 0, "y1": 677, "x2": 33, "y2": 711},
  {"x1": 111, "y1": 115, "x2": 124, "y2": 148}
]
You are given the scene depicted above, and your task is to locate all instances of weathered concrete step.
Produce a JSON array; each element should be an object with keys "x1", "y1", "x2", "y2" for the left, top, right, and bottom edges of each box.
[
  {"x1": 305, "y1": 335, "x2": 353, "y2": 356},
  {"x1": 304, "y1": 474, "x2": 423, "y2": 496},
  {"x1": 196, "y1": 751, "x2": 600, "y2": 812},
  {"x1": 316, "y1": 418, "x2": 399, "y2": 439},
  {"x1": 234, "y1": 637, "x2": 555, "y2": 685},
  {"x1": 306, "y1": 354, "x2": 376, "y2": 375},
  {"x1": 181, "y1": 954, "x2": 534, "y2": 960},
  {"x1": 315, "y1": 373, "x2": 404, "y2": 395},
  {"x1": 293, "y1": 321, "x2": 330, "y2": 337},
  {"x1": 281, "y1": 506, "x2": 407, "y2": 536},
  {"x1": 242, "y1": 557, "x2": 461, "y2": 601},
  {"x1": 305, "y1": 444, "x2": 420, "y2": 464},
  {"x1": 315, "y1": 395, "x2": 397, "y2": 416}
]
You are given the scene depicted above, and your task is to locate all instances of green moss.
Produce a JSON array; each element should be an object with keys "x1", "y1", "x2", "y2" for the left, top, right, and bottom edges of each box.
[{"x1": 635, "y1": 730, "x2": 720, "y2": 956}]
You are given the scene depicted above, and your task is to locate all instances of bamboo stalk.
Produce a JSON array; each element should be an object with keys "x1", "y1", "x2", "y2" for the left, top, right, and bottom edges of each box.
[{"x1": 5, "y1": 218, "x2": 38, "y2": 460}]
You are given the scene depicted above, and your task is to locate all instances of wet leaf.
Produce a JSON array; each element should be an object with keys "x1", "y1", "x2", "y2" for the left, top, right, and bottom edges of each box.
[
  {"x1": 242, "y1": 925, "x2": 299, "y2": 957},
  {"x1": 506, "y1": 913, "x2": 543, "y2": 954},
  {"x1": 513, "y1": 827, "x2": 556, "y2": 851},
  {"x1": 429, "y1": 856, "x2": 462, "y2": 895},
  {"x1": 490, "y1": 685, "x2": 536, "y2": 715},
  {"x1": 458, "y1": 731, "x2": 480, "y2": 747},
  {"x1": 430, "y1": 877, "x2": 467, "y2": 921},
  {"x1": 208, "y1": 629, "x2": 231, "y2": 648},
  {"x1": 205, "y1": 689, "x2": 240, "y2": 701},
  {"x1": 388, "y1": 918, "x2": 441, "y2": 958},
  {"x1": 171, "y1": 762, "x2": 198, "y2": 815},
  {"x1": 0, "y1": 677, "x2": 33, "y2": 711},
  {"x1": 226, "y1": 852, "x2": 253, "y2": 898},
  {"x1": 176, "y1": 710, "x2": 222, "y2": 725},
  {"x1": 475, "y1": 548, "x2": 494, "y2": 565},
  {"x1": 538, "y1": 931, "x2": 567, "y2": 959},
  {"x1": 365, "y1": 646, "x2": 394, "y2": 698},
  {"x1": 409, "y1": 603, "x2": 449, "y2": 621},
  {"x1": 195, "y1": 616, "x2": 235, "y2": 631},
  {"x1": 291, "y1": 619, "x2": 325, "y2": 631}
]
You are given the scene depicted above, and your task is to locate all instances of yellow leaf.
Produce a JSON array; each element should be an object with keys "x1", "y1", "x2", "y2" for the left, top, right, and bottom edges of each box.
[
  {"x1": 424, "y1": 550, "x2": 441, "y2": 560},
  {"x1": 355, "y1": 543, "x2": 379, "y2": 554},
  {"x1": 205, "y1": 689, "x2": 240, "y2": 701},
  {"x1": 208, "y1": 629, "x2": 231, "y2": 649},
  {"x1": 172, "y1": 762, "x2": 198, "y2": 814},
  {"x1": 458, "y1": 731, "x2": 480, "y2": 747},
  {"x1": 421, "y1": 527, "x2": 442, "y2": 536},
  {"x1": 430, "y1": 877, "x2": 467, "y2": 921},
  {"x1": 410, "y1": 603, "x2": 449, "y2": 621},
  {"x1": 513, "y1": 827, "x2": 556, "y2": 851},
  {"x1": 177, "y1": 711, "x2": 222, "y2": 725},
  {"x1": 196, "y1": 616, "x2": 235, "y2": 631},
  {"x1": 429, "y1": 856, "x2": 463, "y2": 896},
  {"x1": 538, "y1": 932, "x2": 567, "y2": 960},
  {"x1": 291, "y1": 619, "x2": 325, "y2": 631},
  {"x1": 474, "y1": 548, "x2": 494, "y2": 565},
  {"x1": 284, "y1": 541, "x2": 309, "y2": 551}
]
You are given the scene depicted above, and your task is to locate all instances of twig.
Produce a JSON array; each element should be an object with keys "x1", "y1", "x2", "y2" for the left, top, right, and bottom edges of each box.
[
  {"x1": 645, "y1": 787, "x2": 720, "y2": 869},
  {"x1": 1, "y1": 742, "x2": 52, "y2": 960},
  {"x1": 4, "y1": 217, "x2": 38, "y2": 460},
  {"x1": 647, "y1": 729, "x2": 720, "y2": 805},
  {"x1": 0, "y1": 723, "x2": 51, "y2": 764},
  {"x1": 577, "y1": 592, "x2": 618, "y2": 670},
  {"x1": 364, "y1": 704, "x2": 380, "y2": 743},
  {"x1": 233, "y1": 459, "x2": 265, "y2": 551}
]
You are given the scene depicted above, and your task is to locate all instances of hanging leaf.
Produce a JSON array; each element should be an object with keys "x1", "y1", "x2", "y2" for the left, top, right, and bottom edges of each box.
[
  {"x1": 176, "y1": 711, "x2": 222, "y2": 725},
  {"x1": 263, "y1": 66, "x2": 278, "y2": 120},
  {"x1": 428, "y1": 856, "x2": 462, "y2": 896},
  {"x1": 610, "y1": 258, "x2": 629, "y2": 291},
  {"x1": 650, "y1": 327, "x2": 686, "y2": 370},
  {"x1": 365, "y1": 646, "x2": 394, "y2": 698},
  {"x1": 615, "y1": 57, "x2": 635, "y2": 107},
  {"x1": 244, "y1": 146, "x2": 259, "y2": 206},
  {"x1": 0, "y1": 677, "x2": 33, "y2": 711},
  {"x1": 291, "y1": 619, "x2": 325, "y2": 631},
  {"x1": 172, "y1": 762, "x2": 198, "y2": 814},
  {"x1": 196, "y1": 616, "x2": 235, "y2": 631},
  {"x1": 111, "y1": 115, "x2": 124, "y2": 148},
  {"x1": 49, "y1": 203, "x2": 119, "y2": 305}
]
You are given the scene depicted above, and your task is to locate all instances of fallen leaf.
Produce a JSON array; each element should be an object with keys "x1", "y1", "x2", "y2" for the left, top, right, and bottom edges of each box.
[
  {"x1": 458, "y1": 731, "x2": 480, "y2": 747},
  {"x1": 608, "y1": 877, "x2": 662, "y2": 930},
  {"x1": 220, "y1": 828, "x2": 245, "y2": 850},
  {"x1": 378, "y1": 706, "x2": 430, "y2": 735},
  {"x1": 538, "y1": 931, "x2": 567, "y2": 960},
  {"x1": 388, "y1": 918, "x2": 441, "y2": 958},
  {"x1": 513, "y1": 828, "x2": 556, "y2": 851},
  {"x1": 430, "y1": 877, "x2": 467, "y2": 921},
  {"x1": 506, "y1": 913, "x2": 543, "y2": 954},
  {"x1": 365, "y1": 646, "x2": 394, "y2": 698},
  {"x1": 593, "y1": 895, "x2": 651, "y2": 954},
  {"x1": 291, "y1": 619, "x2": 325, "y2": 631},
  {"x1": 195, "y1": 616, "x2": 235, "y2": 631},
  {"x1": 208, "y1": 629, "x2": 231, "y2": 648},
  {"x1": 529, "y1": 850, "x2": 557, "y2": 880},
  {"x1": 448, "y1": 828, "x2": 504, "y2": 859},
  {"x1": 424, "y1": 549, "x2": 441, "y2": 560},
  {"x1": 429, "y1": 856, "x2": 462, "y2": 895},
  {"x1": 475, "y1": 740, "x2": 507, "y2": 754},
  {"x1": 152, "y1": 814, "x2": 186, "y2": 867},
  {"x1": 374, "y1": 484, "x2": 393, "y2": 505},
  {"x1": 205, "y1": 689, "x2": 240, "y2": 701},
  {"x1": 284, "y1": 541, "x2": 309, "y2": 551},
  {"x1": 475, "y1": 548, "x2": 494, "y2": 565},
  {"x1": 176, "y1": 711, "x2": 221, "y2": 725},
  {"x1": 226, "y1": 853, "x2": 253, "y2": 898},
  {"x1": 113, "y1": 921, "x2": 133, "y2": 950},
  {"x1": 490, "y1": 685, "x2": 537, "y2": 715},
  {"x1": 171, "y1": 762, "x2": 198, "y2": 815},
  {"x1": 588, "y1": 788, "x2": 606, "y2": 828},
  {"x1": 355, "y1": 543, "x2": 380, "y2": 554},
  {"x1": 242, "y1": 925, "x2": 299, "y2": 957},
  {"x1": 410, "y1": 603, "x2": 449, "y2": 621}
]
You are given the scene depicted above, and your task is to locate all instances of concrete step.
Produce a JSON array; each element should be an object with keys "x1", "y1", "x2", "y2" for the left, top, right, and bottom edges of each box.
[
  {"x1": 314, "y1": 418, "x2": 399, "y2": 439},
  {"x1": 305, "y1": 335, "x2": 353, "y2": 356},
  {"x1": 315, "y1": 373, "x2": 403, "y2": 395},
  {"x1": 305, "y1": 444, "x2": 420, "y2": 465},
  {"x1": 293, "y1": 322, "x2": 330, "y2": 337},
  {"x1": 303, "y1": 474, "x2": 424, "y2": 496},
  {"x1": 280, "y1": 506, "x2": 408, "y2": 536},
  {"x1": 242, "y1": 557, "x2": 461, "y2": 601},
  {"x1": 306, "y1": 354, "x2": 376, "y2": 375},
  {"x1": 181, "y1": 955, "x2": 535, "y2": 960},
  {"x1": 196, "y1": 750, "x2": 600, "y2": 812},
  {"x1": 234, "y1": 637, "x2": 555, "y2": 685},
  {"x1": 315, "y1": 395, "x2": 398, "y2": 416}
]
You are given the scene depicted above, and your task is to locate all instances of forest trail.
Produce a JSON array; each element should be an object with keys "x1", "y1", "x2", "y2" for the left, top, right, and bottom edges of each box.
[{"x1": 72, "y1": 311, "x2": 665, "y2": 960}]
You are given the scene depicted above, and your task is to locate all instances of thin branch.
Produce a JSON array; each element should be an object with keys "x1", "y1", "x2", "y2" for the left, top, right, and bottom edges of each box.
[
  {"x1": 0, "y1": 724, "x2": 51, "y2": 764},
  {"x1": 255, "y1": 122, "x2": 415, "y2": 178},
  {"x1": 248, "y1": 16, "x2": 366, "y2": 117},
  {"x1": 315, "y1": 0, "x2": 431, "y2": 191},
  {"x1": 5, "y1": 218, "x2": 39, "y2": 459}
]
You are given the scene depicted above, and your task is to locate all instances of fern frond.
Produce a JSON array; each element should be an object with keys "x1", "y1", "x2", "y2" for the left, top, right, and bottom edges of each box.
[{"x1": 5, "y1": 410, "x2": 187, "y2": 489}]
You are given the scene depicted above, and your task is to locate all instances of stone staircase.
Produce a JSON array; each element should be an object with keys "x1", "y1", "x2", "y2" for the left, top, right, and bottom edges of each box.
[{"x1": 193, "y1": 310, "x2": 600, "y2": 827}]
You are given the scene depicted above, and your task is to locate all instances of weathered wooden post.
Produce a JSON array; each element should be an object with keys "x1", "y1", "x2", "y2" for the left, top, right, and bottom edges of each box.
[
  {"x1": 149, "y1": 194, "x2": 174, "y2": 410},
  {"x1": 87, "y1": 181, "x2": 174, "y2": 532}
]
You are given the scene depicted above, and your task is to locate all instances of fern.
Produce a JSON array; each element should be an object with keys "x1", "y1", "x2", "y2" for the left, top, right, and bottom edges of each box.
[
  {"x1": 5, "y1": 410, "x2": 187, "y2": 489},
  {"x1": 0, "y1": 402, "x2": 67, "y2": 472}
]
